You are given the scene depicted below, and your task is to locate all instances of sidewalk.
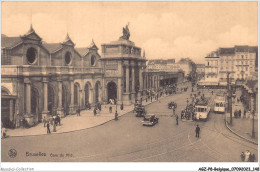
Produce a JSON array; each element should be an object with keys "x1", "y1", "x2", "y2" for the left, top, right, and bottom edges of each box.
[
  {"x1": 226, "y1": 115, "x2": 258, "y2": 144},
  {"x1": 5, "y1": 94, "x2": 167, "y2": 137}
]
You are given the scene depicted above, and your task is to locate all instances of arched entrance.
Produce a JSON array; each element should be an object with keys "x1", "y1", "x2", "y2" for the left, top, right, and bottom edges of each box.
[
  {"x1": 74, "y1": 83, "x2": 79, "y2": 109},
  {"x1": 84, "y1": 84, "x2": 90, "y2": 105},
  {"x1": 107, "y1": 81, "x2": 117, "y2": 103},
  {"x1": 62, "y1": 85, "x2": 69, "y2": 116},
  {"x1": 31, "y1": 87, "x2": 39, "y2": 121},
  {"x1": 95, "y1": 81, "x2": 101, "y2": 104},
  {"x1": 48, "y1": 85, "x2": 55, "y2": 115},
  {"x1": 1, "y1": 87, "x2": 15, "y2": 128}
]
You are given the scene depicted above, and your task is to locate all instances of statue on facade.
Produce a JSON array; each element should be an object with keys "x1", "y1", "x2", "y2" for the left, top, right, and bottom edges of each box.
[{"x1": 120, "y1": 24, "x2": 130, "y2": 40}]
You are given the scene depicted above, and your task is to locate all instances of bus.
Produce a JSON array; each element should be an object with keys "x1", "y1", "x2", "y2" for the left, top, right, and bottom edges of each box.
[
  {"x1": 195, "y1": 99, "x2": 210, "y2": 121},
  {"x1": 214, "y1": 96, "x2": 226, "y2": 113}
]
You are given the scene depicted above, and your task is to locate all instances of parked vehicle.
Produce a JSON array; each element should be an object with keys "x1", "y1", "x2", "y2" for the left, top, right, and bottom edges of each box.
[
  {"x1": 135, "y1": 106, "x2": 146, "y2": 117},
  {"x1": 142, "y1": 114, "x2": 159, "y2": 126},
  {"x1": 168, "y1": 101, "x2": 177, "y2": 109}
]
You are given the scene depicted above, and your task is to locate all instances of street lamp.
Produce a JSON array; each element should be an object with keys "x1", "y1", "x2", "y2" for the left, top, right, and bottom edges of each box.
[{"x1": 252, "y1": 110, "x2": 255, "y2": 138}]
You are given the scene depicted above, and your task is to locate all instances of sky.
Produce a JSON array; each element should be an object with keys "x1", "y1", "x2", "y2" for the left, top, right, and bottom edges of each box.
[{"x1": 1, "y1": 1, "x2": 258, "y2": 63}]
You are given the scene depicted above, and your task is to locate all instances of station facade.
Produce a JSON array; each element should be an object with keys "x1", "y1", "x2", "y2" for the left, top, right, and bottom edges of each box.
[{"x1": 1, "y1": 25, "x2": 183, "y2": 128}]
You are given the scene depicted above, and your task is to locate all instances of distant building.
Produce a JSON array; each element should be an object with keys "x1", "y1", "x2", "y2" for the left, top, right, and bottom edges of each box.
[
  {"x1": 147, "y1": 58, "x2": 179, "y2": 72},
  {"x1": 196, "y1": 64, "x2": 205, "y2": 74},
  {"x1": 202, "y1": 45, "x2": 258, "y2": 85},
  {"x1": 196, "y1": 64, "x2": 205, "y2": 80}
]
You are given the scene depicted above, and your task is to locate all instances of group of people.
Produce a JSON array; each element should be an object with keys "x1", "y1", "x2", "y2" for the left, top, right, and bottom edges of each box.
[
  {"x1": 181, "y1": 104, "x2": 195, "y2": 120},
  {"x1": 240, "y1": 150, "x2": 255, "y2": 162},
  {"x1": 93, "y1": 103, "x2": 102, "y2": 116},
  {"x1": 43, "y1": 115, "x2": 61, "y2": 134}
]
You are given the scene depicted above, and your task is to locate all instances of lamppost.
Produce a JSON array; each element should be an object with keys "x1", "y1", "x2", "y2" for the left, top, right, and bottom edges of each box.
[
  {"x1": 252, "y1": 110, "x2": 255, "y2": 138},
  {"x1": 227, "y1": 72, "x2": 232, "y2": 125}
]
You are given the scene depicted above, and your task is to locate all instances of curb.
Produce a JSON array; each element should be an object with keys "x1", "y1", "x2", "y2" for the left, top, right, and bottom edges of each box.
[
  {"x1": 225, "y1": 119, "x2": 258, "y2": 145},
  {"x1": 5, "y1": 95, "x2": 169, "y2": 138}
]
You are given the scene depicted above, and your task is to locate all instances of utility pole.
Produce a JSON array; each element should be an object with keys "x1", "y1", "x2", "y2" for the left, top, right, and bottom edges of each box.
[
  {"x1": 252, "y1": 110, "x2": 255, "y2": 138},
  {"x1": 227, "y1": 72, "x2": 232, "y2": 125}
]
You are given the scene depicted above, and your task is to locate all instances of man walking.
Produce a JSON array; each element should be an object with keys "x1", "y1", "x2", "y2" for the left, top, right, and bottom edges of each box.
[
  {"x1": 195, "y1": 125, "x2": 200, "y2": 138},
  {"x1": 176, "y1": 114, "x2": 179, "y2": 125},
  {"x1": 47, "y1": 122, "x2": 51, "y2": 134}
]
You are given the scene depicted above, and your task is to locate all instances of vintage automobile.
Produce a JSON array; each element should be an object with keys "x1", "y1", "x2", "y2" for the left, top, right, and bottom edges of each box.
[
  {"x1": 168, "y1": 101, "x2": 177, "y2": 109},
  {"x1": 134, "y1": 103, "x2": 144, "y2": 112},
  {"x1": 142, "y1": 114, "x2": 159, "y2": 126},
  {"x1": 135, "y1": 106, "x2": 146, "y2": 117}
]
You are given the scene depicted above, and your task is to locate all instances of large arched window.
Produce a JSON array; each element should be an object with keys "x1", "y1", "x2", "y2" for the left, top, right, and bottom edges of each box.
[
  {"x1": 26, "y1": 47, "x2": 37, "y2": 64},
  {"x1": 65, "y1": 51, "x2": 72, "y2": 65}
]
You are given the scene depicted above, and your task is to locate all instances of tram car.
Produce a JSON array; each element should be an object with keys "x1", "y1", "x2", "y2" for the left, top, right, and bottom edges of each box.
[
  {"x1": 214, "y1": 96, "x2": 226, "y2": 113},
  {"x1": 195, "y1": 99, "x2": 210, "y2": 121}
]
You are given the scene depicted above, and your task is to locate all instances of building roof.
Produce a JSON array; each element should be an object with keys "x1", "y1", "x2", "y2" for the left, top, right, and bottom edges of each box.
[
  {"x1": 42, "y1": 43, "x2": 62, "y2": 53},
  {"x1": 88, "y1": 40, "x2": 98, "y2": 50},
  {"x1": 1, "y1": 36, "x2": 22, "y2": 48},
  {"x1": 76, "y1": 47, "x2": 89, "y2": 57},
  {"x1": 218, "y1": 47, "x2": 235, "y2": 55}
]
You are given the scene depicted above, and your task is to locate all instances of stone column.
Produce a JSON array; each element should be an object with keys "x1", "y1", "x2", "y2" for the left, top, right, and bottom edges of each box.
[
  {"x1": 25, "y1": 79, "x2": 31, "y2": 115},
  {"x1": 138, "y1": 64, "x2": 143, "y2": 99},
  {"x1": 90, "y1": 88, "x2": 94, "y2": 104},
  {"x1": 131, "y1": 63, "x2": 136, "y2": 103},
  {"x1": 42, "y1": 78, "x2": 49, "y2": 119},
  {"x1": 118, "y1": 78, "x2": 122, "y2": 104},
  {"x1": 126, "y1": 65, "x2": 130, "y2": 93},
  {"x1": 56, "y1": 80, "x2": 64, "y2": 117},
  {"x1": 122, "y1": 62, "x2": 131, "y2": 105},
  {"x1": 69, "y1": 79, "x2": 75, "y2": 114},
  {"x1": 79, "y1": 89, "x2": 83, "y2": 110},
  {"x1": 10, "y1": 99, "x2": 14, "y2": 122}
]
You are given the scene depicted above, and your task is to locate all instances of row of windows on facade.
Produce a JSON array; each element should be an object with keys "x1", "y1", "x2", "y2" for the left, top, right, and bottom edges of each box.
[
  {"x1": 207, "y1": 73, "x2": 249, "y2": 78},
  {"x1": 6, "y1": 47, "x2": 97, "y2": 66},
  {"x1": 207, "y1": 60, "x2": 254, "y2": 66}
]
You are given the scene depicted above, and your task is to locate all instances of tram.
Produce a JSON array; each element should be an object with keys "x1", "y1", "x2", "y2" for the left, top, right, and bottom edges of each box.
[
  {"x1": 214, "y1": 96, "x2": 226, "y2": 113},
  {"x1": 195, "y1": 99, "x2": 210, "y2": 121}
]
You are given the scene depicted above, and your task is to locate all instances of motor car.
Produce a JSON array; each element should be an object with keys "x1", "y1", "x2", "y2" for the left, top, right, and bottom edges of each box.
[
  {"x1": 168, "y1": 101, "x2": 177, "y2": 109},
  {"x1": 134, "y1": 103, "x2": 144, "y2": 112},
  {"x1": 135, "y1": 106, "x2": 146, "y2": 117},
  {"x1": 142, "y1": 114, "x2": 159, "y2": 126}
]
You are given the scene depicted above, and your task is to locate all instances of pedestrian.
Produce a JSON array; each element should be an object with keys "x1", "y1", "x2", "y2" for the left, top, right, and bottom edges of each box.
[
  {"x1": 249, "y1": 153, "x2": 255, "y2": 162},
  {"x1": 1, "y1": 127, "x2": 6, "y2": 139},
  {"x1": 120, "y1": 103, "x2": 124, "y2": 110},
  {"x1": 176, "y1": 115, "x2": 179, "y2": 125},
  {"x1": 109, "y1": 106, "x2": 112, "y2": 113},
  {"x1": 150, "y1": 95, "x2": 153, "y2": 102},
  {"x1": 99, "y1": 103, "x2": 102, "y2": 111},
  {"x1": 115, "y1": 111, "x2": 118, "y2": 120},
  {"x1": 94, "y1": 108, "x2": 97, "y2": 116},
  {"x1": 195, "y1": 125, "x2": 200, "y2": 138},
  {"x1": 56, "y1": 115, "x2": 61, "y2": 126},
  {"x1": 77, "y1": 108, "x2": 80, "y2": 116},
  {"x1": 243, "y1": 110, "x2": 246, "y2": 119},
  {"x1": 53, "y1": 121, "x2": 56, "y2": 132},
  {"x1": 43, "y1": 116, "x2": 47, "y2": 127},
  {"x1": 47, "y1": 122, "x2": 51, "y2": 134},
  {"x1": 240, "y1": 152, "x2": 245, "y2": 161},
  {"x1": 245, "y1": 150, "x2": 251, "y2": 162}
]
